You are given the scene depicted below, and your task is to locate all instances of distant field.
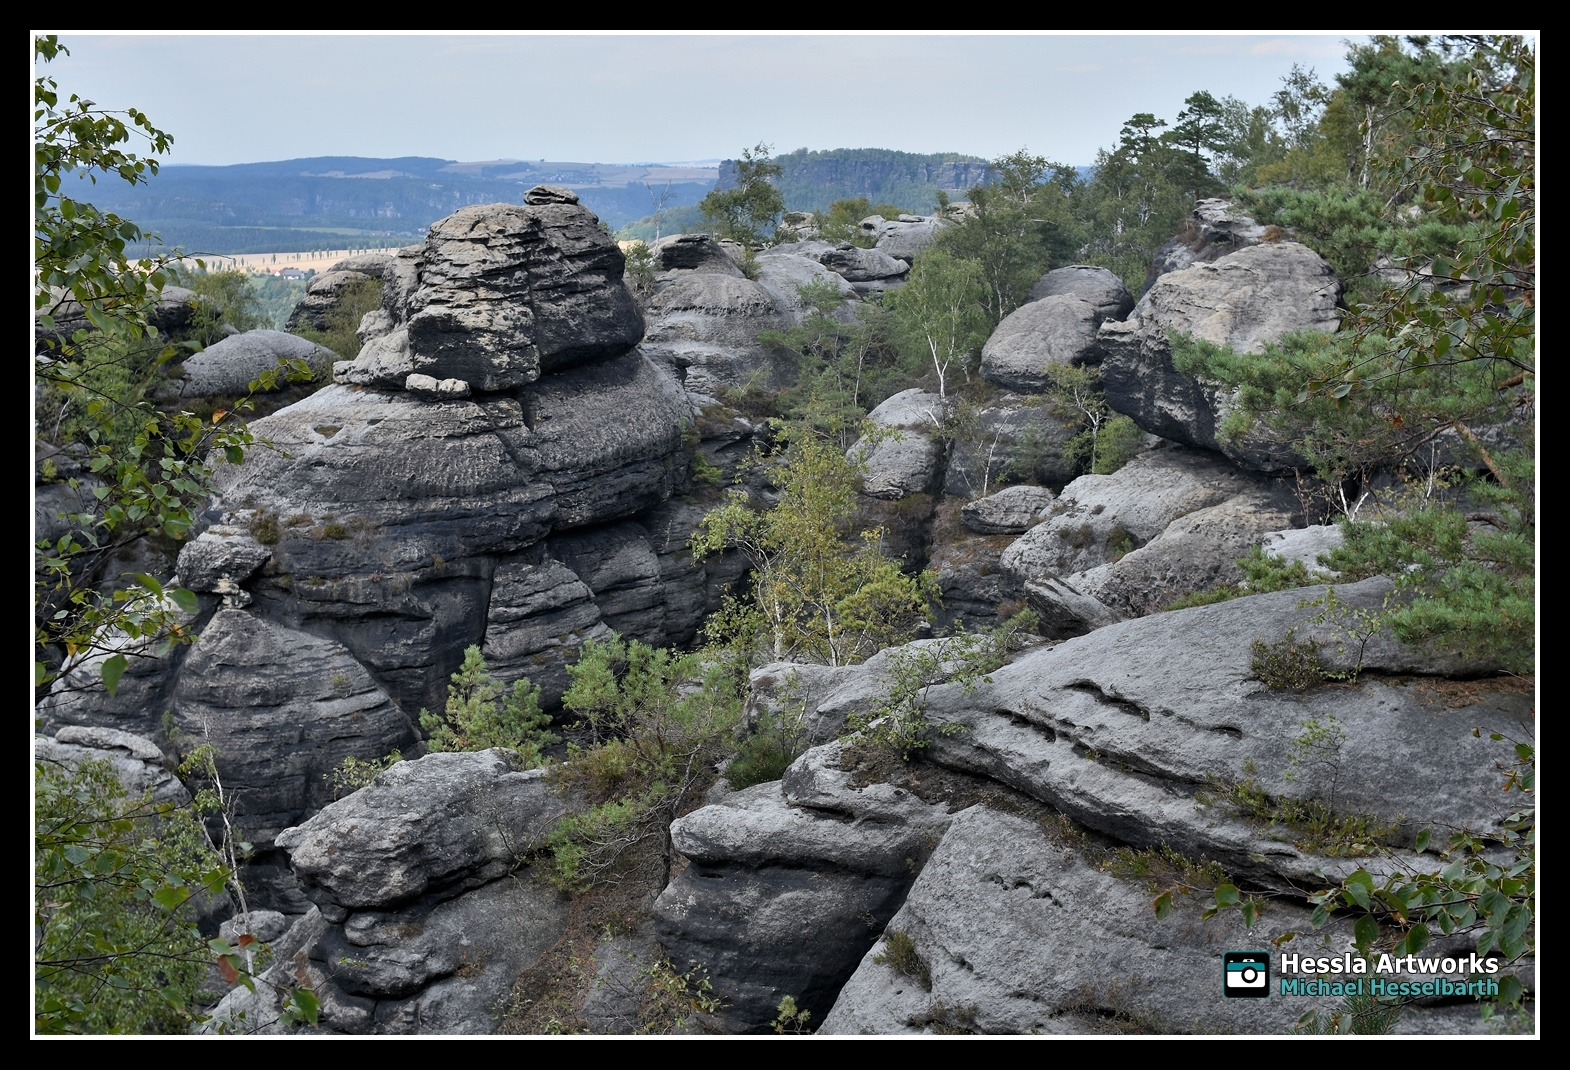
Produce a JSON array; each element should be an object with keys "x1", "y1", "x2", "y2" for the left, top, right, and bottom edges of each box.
[{"x1": 181, "y1": 249, "x2": 400, "y2": 276}]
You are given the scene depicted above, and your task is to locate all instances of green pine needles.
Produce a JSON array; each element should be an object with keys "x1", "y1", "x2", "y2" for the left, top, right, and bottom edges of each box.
[{"x1": 419, "y1": 646, "x2": 556, "y2": 763}]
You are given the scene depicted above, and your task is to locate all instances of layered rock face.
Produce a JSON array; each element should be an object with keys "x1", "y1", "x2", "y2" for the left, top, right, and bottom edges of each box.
[
  {"x1": 662, "y1": 582, "x2": 1530, "y2": 1034},
  {"x1": 37, "y1": 189, "x2": 717, "y2": 903},
  {"x1": 208, "y1": 751, "x2": 572, "y2": 1034}
]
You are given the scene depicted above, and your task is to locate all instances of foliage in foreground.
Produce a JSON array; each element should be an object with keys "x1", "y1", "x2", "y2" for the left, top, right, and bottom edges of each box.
[
  {"x1": 34, "y1": 757, "x2": 225, "y2": 1033},
  {"x1": 547, "y1": 637, "x2": 743, "y2": 891},
  {"x1": 34, "y1": 36, "x2": 309, "y2": 696},
  {"x1": 693, "y1": 424, "x2": 938, "y2": 668}
]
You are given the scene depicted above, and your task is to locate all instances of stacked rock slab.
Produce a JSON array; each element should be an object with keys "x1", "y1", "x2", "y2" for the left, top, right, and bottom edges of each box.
[
  {"x1": 37, "y1": 189, "x2": 716, "y2": 915},
  {"x1": 206, "y1": 751, "x2": 572, "y2": 1034}
]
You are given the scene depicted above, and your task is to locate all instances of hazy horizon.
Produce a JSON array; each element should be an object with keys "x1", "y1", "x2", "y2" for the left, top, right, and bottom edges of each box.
[{"x1": 39, "y1": 32, "x2": 1369, "y2": 168}]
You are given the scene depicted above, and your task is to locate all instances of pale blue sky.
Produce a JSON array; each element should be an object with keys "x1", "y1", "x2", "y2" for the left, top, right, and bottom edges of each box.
[{"x1": 38, "y1": 32, "x2": 1370, "y2": 167}]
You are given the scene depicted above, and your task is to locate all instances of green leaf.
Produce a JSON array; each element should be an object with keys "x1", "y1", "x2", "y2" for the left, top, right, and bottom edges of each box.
[
  {"x1": 1353, "y1": 913, "x2": 1380, "y2": 953},
  {"x1": 101, "y1": 653, "x2": 128, "y2": 697},
  {"x1": 1414, "y1": 828, "x2": 1431, "y2": 853},
  {"x1": 1213, "y1": 883, "x2": 1240, "y2": 908},
  {"x1": 169, "y1": 587, "x2": 199, "y2": 613},
  {"x1": 152, "y1": 886, "x2": 187, "y2": 910}
]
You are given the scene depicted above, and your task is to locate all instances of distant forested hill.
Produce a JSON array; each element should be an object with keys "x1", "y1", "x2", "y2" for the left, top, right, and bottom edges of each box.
[
  {"x1": 719, "y1": 148, "x2": 994, "y2": 215},
  {"x1": 98, "y1": 156, "x2": 718, "y2": 254}
]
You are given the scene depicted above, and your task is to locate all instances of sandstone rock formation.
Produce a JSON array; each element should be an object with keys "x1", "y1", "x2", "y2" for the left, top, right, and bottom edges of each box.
[
  {"x1": 1099, "y1": 241, "x2": 1342, "y2": 470},
  {"x1": 208, "y1": 750, "x2": 571, "y2": 1034}
]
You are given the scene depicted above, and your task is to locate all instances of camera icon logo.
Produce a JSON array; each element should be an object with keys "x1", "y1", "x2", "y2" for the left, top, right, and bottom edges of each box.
[{"x1": 1222, "y1": 951, "x2": 1271, "y2": 998}]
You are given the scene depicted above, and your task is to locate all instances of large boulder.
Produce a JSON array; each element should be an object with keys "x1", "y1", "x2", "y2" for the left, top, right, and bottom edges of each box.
[
  {"x1": 652, "y1": 233, "x2": 744, "y2": 276},
  {"x1": 1098, "y1": 242, "x2": 1342, "y2": 470},
  {"x1": 861, "y1": 215, "x2": 947, "y2": 263},
  {"x1": 177, "y1": 330, "x2": 336, "y2": 399},
  {"x1": 999, "y1": 446, "x2": 1259, "y2": 583},
  {"x1": 401, "y1": 196, "x2": 644, "y2": 390},
  {"x1": 942, "y1": 397, "x2": 1080, "y2": 498},
  {"x1": 214, "y1": 751, "x2": 573, "y2": 1034},
  {"x1": 285, "y1": 269, "x2": 375, "y2": 334},
  {"x1": 1073, "y1": 487, "x2": 1299, "y2": 617},
  {"x1": 1026, "y1": 264, "x2": 1134, "y2": 321},
  {"x1": 960, "y1": 485, "x2": 1055, "y2": 535},
  {"x1": 276, "y1": 749, "x2": 567, "y2": 914},
  {"x1": 38, "y1": 285, "x2": 204, "y2": 353},
  {"x1": 849, "y1": 389, "x2": 946, "y2": 501},
  {"x1": 821, "y1": 806, "x2": 1340, "y2": 1035},
  {"x1": 818, "y1": 244, "x2": 909, "y2": 285},
  {"x1": 642, "y1": 272, "x2": 791, "y2": 395},
  {"x1": 35, "y1": 727, "x2": 189, "y2": 807},
  {"x1": 207, "y1": 386, "x2": 555, "y2": 713},
  {"x1": 751, "y1": 249, "x2": 857, "y2": 315},
  {"x1": 1147, "y1": 198, "x2": 1271, "y2": 282},
  {"x1": 980, "y1": 295, "x2": 1101, "y2": 393},
  {"x1": 655, "y1": 740, "x2": 952, "y2": 1032},
  {"x1": 912, "y1": 577, "x2": 1529, "y2": 889},
  {"x1": 208, "y1": 350, "x2": 685, "y2": 715}
]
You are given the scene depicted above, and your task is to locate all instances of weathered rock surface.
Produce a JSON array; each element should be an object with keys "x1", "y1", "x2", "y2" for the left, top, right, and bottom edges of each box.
[
  {"x1": 751, "y1": 249, "x2": 857, "y2": 313},
  {"x1": 479, "y1": 546, "x2": 608, "y2": 708},
  {"x1": 177, "y1": 330, "x2": 337, "y2": 399},
  {"x1": 960, "y1": 485, "x2": 1055, "y2": 534},
  {"x1": 35, "y1": 727, "x2": 189, "y2": 806},
  {"x1": 642, "y1": 272, "x2": 791, "y2": 394},
  {"x1": 276, "y1": 750, "x2": 566, "y2": 913},
  {"x1": 1260, "y1": 524, "x2": 1343, "y2": 573},
  {"x1": 549, "y1": 522, "x2": 665, "y2": 646},
  {"x1": 402, "y1": 197, "x2": 644, "y2": 390},
  {"x1": 285, "y1": 269, "x2": 376, "y2": 333},
  {"x1": 655, "y1": 740, "x2": 952, "y2": 1032},
  {"x1": 861, "y1": 215, "x2": 947, "y2": 263},
  {"x1": 821, "y1": 806, "x2": 1339, "y2": 1035},
  {"x1": 980, "y1": 295, "x2": 1101, "y2": 393},
  {"x1": 207, "y1": 349, "x2": 685, "y2": 715},
  {"x1": 515, "y1": 349, "x2": 690, "y2": 530},
  {"x1": 818, "y1": 243, "x2": 909, "y2": 285},
  {"x1": 1099, "y1": 242, "x2": 1342, "y2": 469},
  {"x1": 176, "y1": 525, "x2": 272, "y2": 594},
  {"x1": 1020, "y1": 576, "x2": 1122, "y2": 639},
  {"x1": 1026, "y1": 265, "x2": 1134, "y2": 322},
  {"x1": 315, "y1": 875, "x2": 565, "y2": 1001},
  {"x1": 223, "y1": 726, "x2": 578, "y2": 1036},
  {"x1": 1073, "y1": 488, "x2": 1299, "y2": 616},
  {"x1": 170, "y1": 609, "x2": 418, "y2": 847},
  {"x1": 652, "y1": 233, "x2": 744, "y2": 276},
  {"x1": 1000, "y1": 447, "x2": 1260, "y2": 583},
  {"x1": 942, "y1": 398, "x2": 1080, "y2": 498},
  {"x1": 850, "y1": 390, "x2": 946, "y2": 501},
  {"x1": 911, "y1": 578, "x2": 1529, "y2": 888},
  {"x1": 1147, "y1": 198, "x2": 1271, "y2": 282}
]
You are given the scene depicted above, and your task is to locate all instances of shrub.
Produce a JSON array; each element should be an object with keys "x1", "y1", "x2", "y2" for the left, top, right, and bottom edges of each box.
[
  {"x1": 418, "y1": 646, "x2": 555, "y2": 762},
  {"x1": 873, "y1": 930, "x2": 931, "y2": 989},
  {"x1": 34, "y1": 757, "x2": 228, "y2": 1033},
  {"x1": 1250, "y1": 628, "x2": 1327, "y2": 692},
  {"x1": 324, "y1": 750, "x2": 403, "y2": 801}
]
